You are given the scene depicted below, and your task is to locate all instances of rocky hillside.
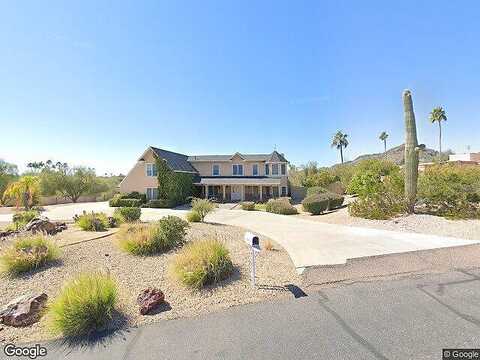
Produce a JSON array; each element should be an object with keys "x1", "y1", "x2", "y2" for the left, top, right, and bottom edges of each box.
[{"x1": 344, "y1": 144, "x2": 442, "y2": 165}]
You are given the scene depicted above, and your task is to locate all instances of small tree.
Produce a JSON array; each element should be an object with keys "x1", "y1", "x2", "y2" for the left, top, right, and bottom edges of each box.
[
  {"x1": 379, "y1": 131, "x2": 389, "y2": 153},
  {"x1": 2, "y1": 176, "x2": 40, "y2": 209},
  {"x1": 331, "y1": 131, "x2": 349, "y2": 164}
]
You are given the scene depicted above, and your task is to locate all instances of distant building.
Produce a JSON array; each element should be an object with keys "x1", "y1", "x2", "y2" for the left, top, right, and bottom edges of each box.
[{"x1": 418, "y1": 152, "x2": 480, "y2": 171}]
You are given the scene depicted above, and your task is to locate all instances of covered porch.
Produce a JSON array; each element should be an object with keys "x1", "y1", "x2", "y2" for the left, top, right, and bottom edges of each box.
[{"x1": 196, "y1": 178, "x2": 283, "y2": 202}]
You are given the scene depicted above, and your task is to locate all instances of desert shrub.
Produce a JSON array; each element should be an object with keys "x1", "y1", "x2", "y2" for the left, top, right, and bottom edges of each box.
[
  {"x1": 303, "y1": 169, "x2": 339, "y2": 188},
  {"x1": 191, "y1": 198, "x2": 216, "y2": 221},
  {"x1": 186, "y1": 210, "x2": 202, "y2": 222},
  {"x1": 254, "y1": 203, "x2": 267, "y2": 211},
  {"x1": 75, "y1": 212, "x2": 110, "y2": 231},
  {"x1": 264, "y1": 239, "x2": 274, "y2": 251},
  {"x1": 306, "y1": 186, "x2": 328, "y2": 196},
  {"x1": 240, "y1": 201, "x2": 255, "y2": 211},
  {"x1": 48, "y1": 272, "x2": 117, "y2": 337},
  {"x1": 347, "y1": 159, "x2": 400, "y2": 195},
  {"x1": 11, "y1": 209, "x2": 40, "y2": 230},
  {"x1": 302, "y1": 194, "x2": 329, "y2": 215},
  {"x1": 265, "y1": 198, "x2": 298, "y2": 215},
  {"x1": 144, "y1": 199, "x2": 171, "y2": 208},
  {"x1": 120, "y1": 191, "x2": 147, "y2": 203},
  {"x1": 418, "y1": 164, "x2": 480, "y2": 219},
  {"x1": 0, "y1": 235, "x2": 60, "y2": 275},
  {"x1": 117, "y1": 216, "x2": 189, "y2": 255},
  {"x1": 326, "y1": 181, "x2": 346, "y2": 195},
  {"x1": 170, "y1": 239, "x2": 233, "y2": 288},
  {"x1": 113, "y1": 207, "x2": 141, "y2": 222},
  {"x1": 109, "y1": 195, "x2": 142, "y2": 207},
  {"x1": 348, "y1": 172, "x2": 405, "y2": 220},
  {"x1": 330, "y1": 164, "x2": 356, "y2": 188}
]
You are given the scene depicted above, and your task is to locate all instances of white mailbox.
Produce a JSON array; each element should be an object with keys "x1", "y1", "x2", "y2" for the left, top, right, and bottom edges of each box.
[{"x1": 244, "y1": 232, "x2": 260, "y2": 251}]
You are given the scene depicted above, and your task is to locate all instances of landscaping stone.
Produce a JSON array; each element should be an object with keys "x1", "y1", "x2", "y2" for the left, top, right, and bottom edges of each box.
[
  {"x1": 137, "y1": 288, "x2": 165, "y2": 315},
  {"x1": 0, "y1": 293, "x2": 48, "y2": 327},
  {"x1": 25, "y1": 217, "x2": 67, "y2": 235}
]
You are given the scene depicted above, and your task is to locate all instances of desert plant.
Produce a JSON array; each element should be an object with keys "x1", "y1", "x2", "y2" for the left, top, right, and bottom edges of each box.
[
  {"x1": 240, "y1": 201, "x2": 255, "y2": 211},
  {"x1": 302, "y1": 194, "x2": 329, "y2": 215},
  {"x1": 170, "y1": 239, "x2": 233, "y2": 288},
  {"x1": 109, "y1": 195, "x2": 143, "y2": 207},
  {"x1": 75, "y1": 212, "x2": 110, "y2": 231},
  {"x1": 11, "y1": 209, "x2": 40, "y2": 230},
  {"x1": 113, "y1": 207, "x2": 141, "y2": 222},
  {"x1": 379, "y1": 131, "x2": 389, "y2": 153},
  {"x1": 117, "y1": 216, "x2": 189, "y2": 255},
  {"x1": 331, "y1": 131, "x2": 349, "y2": 164},
  {"x1": 265, "y1": 198, "x2": 298, "y2": 215},
  {"x1": 264, "y1": 239, "x2": 274, "y2": 251},
  {"x1": 48, "y1": 272, "x2": 117, "y2": 337},
  {"x1": 429, "y1": 106, "x2": 447, "y2": 159},
  {"x1": 186, "y1": 210, "x2": 202, "y2": 222},
  {"x1": 403, "y1": 89, "x2": 420, "y2": 214},
  {"x1": 0, "y1": 235, "x2": 60, "y2": 275},
  {"x1": 306, "y1": 186, "x2": 328, "y2": 196},
  {"x1": 191, "y1": 198, "x2": 216, "y2": 221},
  {"x1": 2, "y1": 176, "x2": 40, "y2": 209},
  {"x1": 144, "y1": 199, "x2": 171, "y2": 208}
]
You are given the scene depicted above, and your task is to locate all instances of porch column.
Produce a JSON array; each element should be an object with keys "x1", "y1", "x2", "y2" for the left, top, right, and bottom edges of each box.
[
  {"x1": 259, "y1": 186, "x2": 263, "y2": 201},
  {"x1": 205, "y1": 185, "x2": 208, "y2": 199},
  {"x1": 241, "y1": 185, "x2": 245, "y2": 201},
  {"x1": 222, "y1": 185, "x2": 226, "y2": 201}
]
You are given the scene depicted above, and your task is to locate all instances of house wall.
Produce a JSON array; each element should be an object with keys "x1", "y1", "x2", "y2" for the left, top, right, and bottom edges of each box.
[
  {"x1": 190, "y1": 160, "x2": 267, "y2": 177},
  {"x1": 119, "y1": 149, "x2": 158, "y2": 194}
]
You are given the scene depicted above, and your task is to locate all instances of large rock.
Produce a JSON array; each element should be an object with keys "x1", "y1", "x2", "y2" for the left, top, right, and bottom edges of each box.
[
  {"x1": 25, "y1": 217, "x2": 66, "y2": 235},
  {"x1": 137, "y1": 288, "x2": 165, "y2": 315},
  {"x1": 0, "y1": 293, "x2": 48, "y2": 327}
]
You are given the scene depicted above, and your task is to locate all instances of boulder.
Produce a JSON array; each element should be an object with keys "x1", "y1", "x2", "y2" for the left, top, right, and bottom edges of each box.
[
  {"x1": 0, "y1": 293, "x2": 48, "y2": 327},
  {"x1": 24, "y1": 217, "x2": 66, "y2": 235},
  {"x1": 137, "y1": 288, "x2": 165, "y2": 315}
]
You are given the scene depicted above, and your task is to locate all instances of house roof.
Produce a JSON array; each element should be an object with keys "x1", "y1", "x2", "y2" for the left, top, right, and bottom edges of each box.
[
  {"x1": 150, "y1": 147, "x2": 198, "y2": 173},
  {"x1": 187, "y1": 151, "x2": 287, "y2": 162}
]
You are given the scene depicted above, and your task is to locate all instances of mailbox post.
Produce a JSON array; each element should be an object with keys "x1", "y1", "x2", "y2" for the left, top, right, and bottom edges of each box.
[{"x1": 244, "y1": 232, "x2": 260, "y2": 286}]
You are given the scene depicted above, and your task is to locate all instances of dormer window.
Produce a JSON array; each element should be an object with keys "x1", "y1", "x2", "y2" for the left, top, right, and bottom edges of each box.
[
  {"x1": 232, "y1": 164, "x2": 243, "y2": 176},
  {"x1": 212, "y1": 164, "x2": 220, "y2": 176}
]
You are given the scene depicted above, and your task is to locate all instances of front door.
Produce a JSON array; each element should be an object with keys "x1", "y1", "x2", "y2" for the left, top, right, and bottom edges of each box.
[{"x1": 231, "y1": 185, "x2": 242, "y2": 201}]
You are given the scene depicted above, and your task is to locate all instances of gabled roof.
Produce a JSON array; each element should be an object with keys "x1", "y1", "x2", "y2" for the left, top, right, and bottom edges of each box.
[
  {"x1": 267, "y1": 150, "x2": 288, "y2": 163},
  {"x1": 187, "y1": 151, "x2": 287, "y2": 162},
  {"x1": 149, "y1": 147, "x2": 198, "y2": 173}
]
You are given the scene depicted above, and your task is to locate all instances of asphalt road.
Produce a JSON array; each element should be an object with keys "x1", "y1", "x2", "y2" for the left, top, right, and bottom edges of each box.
[{"x1": 5, "y1": 268, "x2": 480, "y2": 360}]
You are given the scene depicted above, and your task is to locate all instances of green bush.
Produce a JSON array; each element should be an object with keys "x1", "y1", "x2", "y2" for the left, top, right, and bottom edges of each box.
[
  {"x1": 109, "y1": 195, "x2": 143, "y2": 207},
  {"x1": 119, "y1": 191, "x2": 147, "y2": 203},
  {"x1": 418, "y1": 164, "x2": 480, "y2": 219},
  {"x1": 0, "y1": 235, "x2": 60, "y2": 275},
  {"x1": 11, "y1": 209, "x2": 40, "y2": 230},
  {"x1": 347, "y1": 160, "x2": 401, "y2": 195},
  {"x1": 303, "y1": 170, "x2": 339, "y2": 188},
  {"x1": 48, "y1": 272, "x2": 117, "y2": 337},
  {"x1": 302, "y1": 192, "x2": 344, "y2": 215},
  {"x1": 75, "y1": 212, "x2": 110, "y2": 231},
  {"x1": 326, "y1": 181, "x2": 346, "y2": 195},
  {"x1": 191, "y1": 198, "x2": 216, "y2": 221},
  {"x1": 144, "y1": 199, "x2": 171, "y2": 208},
  {"x1": 170, "y1": 239, "x2": 233, "y2": 288},
  {"x1": 186, "y1": 210, "x2": 202, "y2": 222},
  {"x1": 240, "y1": 201, "x2": 255, "y2": 210},
  {"x1": 265, "y1": 198, "x2": 298, "y2": 215},
  {"x1": 113, "y1": 207, "x2": 141, "y2": 222},
  {"x1": 117, "y1": 216, "x2": 189, "y2": 255}
]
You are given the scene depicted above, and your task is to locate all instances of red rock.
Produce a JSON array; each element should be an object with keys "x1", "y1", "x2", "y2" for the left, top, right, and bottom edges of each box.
[
  {"x1": 0, "y1": 293, "x2": 48, "y2": 327},
  {"x1": 137, "y1": 288, "x2": 165, "y2": 315}
]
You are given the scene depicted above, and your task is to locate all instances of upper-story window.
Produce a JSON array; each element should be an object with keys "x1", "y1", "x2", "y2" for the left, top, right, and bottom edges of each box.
[
  {"x1": 146, "y1": 163, "x2": 157, "y2": 177},
  {"x1": 281, "y1": 163, "x2": 286, "y2": 175},
  {"x1": 272, "y1": 163, "x2": 279, "y2": 175},
  {"x1": 265, "y1": 164, "x2": 269, "y2": 175},
  {"x1": 252, "y1": 164, "x2": 258, "y2": 176},
  {"x1": 212, "y1": 164, "x2": 220, "y2": 176},
  {"x1": 232, "y1": 164, "x2": 243, "y2": 176}
]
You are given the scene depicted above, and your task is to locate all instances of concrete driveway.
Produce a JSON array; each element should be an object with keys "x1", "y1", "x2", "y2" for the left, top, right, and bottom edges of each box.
[{"x1": 1, "y1": 202, "x2": 479, "y2": 271}]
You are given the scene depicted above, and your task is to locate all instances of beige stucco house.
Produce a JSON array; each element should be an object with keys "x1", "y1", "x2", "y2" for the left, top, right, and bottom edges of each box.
[{"x1": 119, "y1": 146, "x2": 289, "y2": 202}]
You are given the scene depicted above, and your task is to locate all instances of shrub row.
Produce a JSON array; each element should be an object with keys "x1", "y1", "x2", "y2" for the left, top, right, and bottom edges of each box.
[
  {"x1": 302, "y1": 192, "x2": 344, "y2": 215},
  {"x1": 109, "y1": 195, "x2": 143, "y2": 208}
]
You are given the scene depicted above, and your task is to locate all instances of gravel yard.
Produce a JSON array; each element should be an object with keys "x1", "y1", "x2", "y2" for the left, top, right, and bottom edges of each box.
[
  {"x1": 0, "y1": 222, "x2": 299, "y2": 343},
  {"x1": 295, "y1": 197, "x2": 480, "y2": 240}
]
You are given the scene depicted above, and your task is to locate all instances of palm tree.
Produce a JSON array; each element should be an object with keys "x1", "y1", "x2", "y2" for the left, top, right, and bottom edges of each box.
[
  {"x1": 331, "y1": 131, "x2": 349, "y2": 164},
  {"x1": 2, "y1": 176, "x2": 40, "y2": 209},
  {"x1": 429, "y1": 106, "x2": 447, "y2": 159},
  {"x1": 379, "y1": 131, "x2": 389, "y2": 153}
]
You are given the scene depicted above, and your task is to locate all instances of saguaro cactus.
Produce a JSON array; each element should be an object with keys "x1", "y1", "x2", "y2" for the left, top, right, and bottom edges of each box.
[{"x1": 403, "y1": 89, "x2": 419, "y2": 214}]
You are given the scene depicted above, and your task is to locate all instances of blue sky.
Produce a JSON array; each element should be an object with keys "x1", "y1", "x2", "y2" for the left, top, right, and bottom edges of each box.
[{"x1": 1, "y1": 1, "x2": 479, "y2": 175}]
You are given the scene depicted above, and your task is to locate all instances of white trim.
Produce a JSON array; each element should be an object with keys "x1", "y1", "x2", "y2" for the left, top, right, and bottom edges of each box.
[
  {"x1": 232, "y1": 164, "x2": 244, "y2": 176},
  {"x1": 212, "y1": 164, "x2": 220, "y2": 176},
  {"x1": 145, "y1": 163, "x2": 157, "y2": 177}
]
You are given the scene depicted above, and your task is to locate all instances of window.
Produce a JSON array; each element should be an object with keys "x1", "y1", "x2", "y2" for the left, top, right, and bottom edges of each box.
[
  {"x1": 281, "y1": 186, "x2": 287, "y2": 197},
  {"x1": 212, "y1": 164, "x2": 220, "y2": 176},
  {"x1": 252, "y1": 164, "x2": 258, "y2": 176},
  {"x1": 146, "y1": 188, "x2": 158, "y2": 200},
  {"x1": 265, "y1": 164, "x2": 269, "y2": 175},
  {"x1": 232, "y1": 164, "x2": 243, "y2": 175},
  {"x1": 281, "y1": 163, "x2": 286, "y2": 175},
  {"x1": 272, "y1": 186, "x2": 279, "y2": 198},
  {"x1": 146, "y1": 163, "x2": 157, "y2": 177},
  {"x1": 272, "y1": 163, "x2": 279, "y2": 175}
]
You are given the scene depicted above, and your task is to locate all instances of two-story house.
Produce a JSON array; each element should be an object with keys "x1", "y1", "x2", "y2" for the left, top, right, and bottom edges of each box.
[{"x1": 119, "y1": 146, "x2": 289, "y2": 202}]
